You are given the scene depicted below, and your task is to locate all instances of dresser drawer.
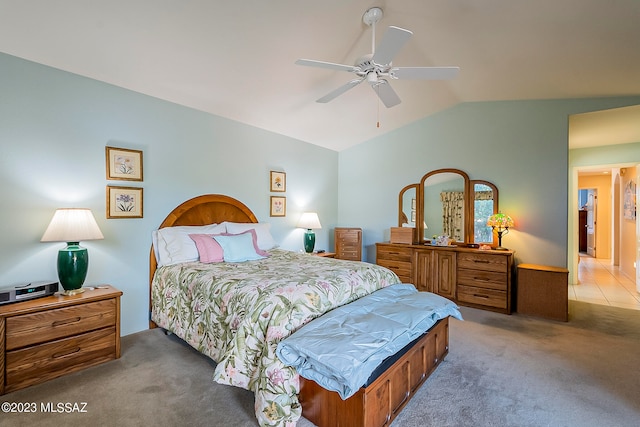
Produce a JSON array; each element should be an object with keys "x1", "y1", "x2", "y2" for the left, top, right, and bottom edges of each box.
[
  {"x1": 5, "y1": 326, "x2": 117, "y2": 393},
  {"x1": 5, "y1": 299, "x2": 117, "y2": 350},
  {"x1": 377, "y1": 259, "x2": 412, "y2": 282},
  {"x1": 336, "y1": 230, "x2": 360, "y2": 242},
  {"x1": 457, "y1": 252, "x2": 507, "y2": 273},
  {"x1": 457, "y1": 285, "x2": 507, "y2": 310},
  {"x1": 338, "y1": 248, "x2": 360, "y2": 259},
  {"x1": 457, "y1": 269, "x2": 507, "y2": 291},
  {"x1": 377, "y1": 245, "x2": 413, "y2": 263}
]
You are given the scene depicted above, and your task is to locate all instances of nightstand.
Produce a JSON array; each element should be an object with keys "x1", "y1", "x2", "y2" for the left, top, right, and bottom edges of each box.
[
  {"x1": 0, "y1": 285, "x2": 122, "y2": 395},
  {"x1": 312, "y1": 252, "x2": 336, "y2": 258}
]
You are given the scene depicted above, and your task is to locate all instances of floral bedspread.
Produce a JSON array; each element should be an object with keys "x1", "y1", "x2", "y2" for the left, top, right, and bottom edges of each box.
[{"x1": 151, "y1": 249, "x2": 400, "y2": 427}]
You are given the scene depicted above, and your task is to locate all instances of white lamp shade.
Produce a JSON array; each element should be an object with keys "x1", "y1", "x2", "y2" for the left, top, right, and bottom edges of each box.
[
  {"x1": 297, "y1": 212, "x2": 322, "y2": 230},
  {"x1": 41, "y1": 208, "x2": 104, "y2": 242}
]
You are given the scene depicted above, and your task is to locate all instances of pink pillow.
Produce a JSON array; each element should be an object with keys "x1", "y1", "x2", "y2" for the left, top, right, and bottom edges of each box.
[
  {"x1": 189, "y1": 234, "x2": 224, "y2": 263},
  {"x1": 189, "y1": 229, "x2": 269, "y2": 263}
]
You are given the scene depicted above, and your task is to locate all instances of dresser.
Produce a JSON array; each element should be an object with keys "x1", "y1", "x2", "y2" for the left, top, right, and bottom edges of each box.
[
  {"x1": 0, "y1": 285, "x2": 122, "y2": 395},
  {"x1": 376, "y1": 243, "x2": 514, "y2": 314},
  {"x1": 334, "y1": 227, "x2": 362, "y2": 261}
]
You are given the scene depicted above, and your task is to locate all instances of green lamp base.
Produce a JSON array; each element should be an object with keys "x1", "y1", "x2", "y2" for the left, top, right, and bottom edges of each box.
[
  {"x1": 303, "y1": 230, "x2": 316, "y2": 253},
  {"x1": 57, "y1": 242, "x2": 89, "y2": 295}
]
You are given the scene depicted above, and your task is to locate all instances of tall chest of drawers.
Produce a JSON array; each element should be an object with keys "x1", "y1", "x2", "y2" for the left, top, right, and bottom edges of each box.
[
  {"x1": 376, "y1": 243, "x2": 513, "y2": 314},
  {"x1": 334, "y1": 227, "x2": 363, "y2": 261},
  {"x1": 0, "y1": 285, "x2": 122, "y2": 395}
]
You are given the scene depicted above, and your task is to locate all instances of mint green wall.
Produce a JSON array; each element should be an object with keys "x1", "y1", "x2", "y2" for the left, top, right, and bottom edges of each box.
[
  {"x1": 338, "y1": 97, "x2": 640, "y2": 276},
  {"x1": 0, "y1": 53, "x2": 338, "y2": 335}
]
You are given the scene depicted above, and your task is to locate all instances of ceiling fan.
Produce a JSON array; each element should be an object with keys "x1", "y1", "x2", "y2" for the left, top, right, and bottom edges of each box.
[{"x1": 296, "y1": 7, "x2": 459, "y2": 108}]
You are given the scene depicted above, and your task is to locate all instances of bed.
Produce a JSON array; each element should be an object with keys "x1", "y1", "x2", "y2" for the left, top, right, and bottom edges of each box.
[{"x1": 149, "y1": 194, "x2": 458, "y2": 427}]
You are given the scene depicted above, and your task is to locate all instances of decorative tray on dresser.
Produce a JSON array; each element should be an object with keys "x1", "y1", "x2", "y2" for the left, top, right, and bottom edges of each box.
[
  {"x1": 0, "y1": 285, "x2": 122, "y2": 395},
  {"x1": 376, "y1": 243, "x2": 514, "y2": 314}
]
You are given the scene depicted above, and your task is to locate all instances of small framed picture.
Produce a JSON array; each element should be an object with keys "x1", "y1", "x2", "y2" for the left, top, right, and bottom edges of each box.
[
  {"x1": 270, "y1": 171, "x2": 286, "y2": 192},
  {"x1": 106, "y1": 146, "x2": 143, "y2": 181},
  {"x1": 107, "y1": 186, "x2": 143, "y2": 218},
  {"x1": 270, "y1": 196, "x2": 286, "y2": 217}
]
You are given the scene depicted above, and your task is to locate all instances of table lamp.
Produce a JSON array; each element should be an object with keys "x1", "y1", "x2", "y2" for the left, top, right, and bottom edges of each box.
[
  {"x1": 297, "y1": 212, "x2": 322, "y2": 253},
  {"x1": 41, "y1": 208, "x2": 104, "y2": 295},
  {"x1": 487, "y1": 212, "x2": 514, "y2": 250}
]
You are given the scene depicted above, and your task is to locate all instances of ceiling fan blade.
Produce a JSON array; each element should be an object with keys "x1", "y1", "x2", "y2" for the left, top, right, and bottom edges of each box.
[
  {"x1": 317, "y1": 78, "x2": 365, "y2": 103},
  {"x1": 372, "y1": 26, "x2": 412, "y2": 65},
  {"x1": 372, "y1": 79, "x2": 401, "y2": 108},
  {"x1": 295, "y1": 59, "x2": 358, "y2": 73},
  {"x1": 392, "y1": 66, "x2": 460, "y2": 80}
]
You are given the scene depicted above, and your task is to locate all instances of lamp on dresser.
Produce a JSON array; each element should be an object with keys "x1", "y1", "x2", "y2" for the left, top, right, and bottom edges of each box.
[
  {"x1": 297, "y1": 212, "x2": 322, "y2": 253},
  {"x1": 41, "y1": 208, "x2": 104, "y2": 295},
  {"x1": 487, "y1": 212, "x2": 514, "y2": 250}
]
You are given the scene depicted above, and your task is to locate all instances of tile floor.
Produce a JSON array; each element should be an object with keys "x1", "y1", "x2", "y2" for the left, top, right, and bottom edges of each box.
[{"x1": 569, "y1": 255, "x2": 640, "y2": 310}]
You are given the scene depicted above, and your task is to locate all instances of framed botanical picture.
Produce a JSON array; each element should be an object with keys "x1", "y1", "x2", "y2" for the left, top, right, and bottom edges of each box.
[
  {"x1": 106, "y1": 146, "x2": 143, "y2": 181},
  {"x1": 270, "y1": 196, "x2": 286, "y2": 217},
  {"x1": 107, "y1": 186, "x2": 143, "y2": 218},
  {"x1": 270, "y1": 171, "x2": 286, "y2": 192}
]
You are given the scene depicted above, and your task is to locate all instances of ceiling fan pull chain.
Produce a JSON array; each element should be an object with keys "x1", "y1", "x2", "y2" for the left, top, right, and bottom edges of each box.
[{"x1": 377, "y1": 87, "x2": 381, "y2": 128}]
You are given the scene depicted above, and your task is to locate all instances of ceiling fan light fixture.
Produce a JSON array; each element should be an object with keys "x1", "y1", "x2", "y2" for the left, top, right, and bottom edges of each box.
[
  {"x1": 367, "y1": 71, "x2": 378, "y2": 84},
  {"x1": 363, "y1": 7, "x2": 383, "y2": 27}
]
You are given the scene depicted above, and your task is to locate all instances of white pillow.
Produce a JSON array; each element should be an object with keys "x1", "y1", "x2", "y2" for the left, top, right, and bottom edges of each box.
[
  {"x1": 153, "y1": 223, "x2": 227, "y2": 267},
  {"x1": 223, "y1": 222, "x2": 278, "y2": 250}
]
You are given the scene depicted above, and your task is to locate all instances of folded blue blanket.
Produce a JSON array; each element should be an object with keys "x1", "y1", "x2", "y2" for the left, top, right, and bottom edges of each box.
[{"x1": 276, "y1": 284, "x2": 463, "y2": 399}]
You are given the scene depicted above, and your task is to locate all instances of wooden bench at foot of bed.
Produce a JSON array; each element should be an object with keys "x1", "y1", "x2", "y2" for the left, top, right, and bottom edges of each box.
[{"x1": 299, "y1": 317, "x2": 450, "y2": 427}]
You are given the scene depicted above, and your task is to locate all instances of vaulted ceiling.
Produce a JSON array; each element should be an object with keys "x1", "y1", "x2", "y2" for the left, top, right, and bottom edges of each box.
[{"x1": 1, "y1": 1, "x2": 639, "y2": 151}]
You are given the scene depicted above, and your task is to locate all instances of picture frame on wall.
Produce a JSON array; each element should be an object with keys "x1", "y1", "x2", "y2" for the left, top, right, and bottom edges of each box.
[
  {"x1": 624, "y1": 180, "x2": 636, "y2": 220},
  {"x1": 107, "y1": 186, "x2": 143, "y2": 218},
  {"x1": 106, "y1": 146, "x2": 143, "y2": 181},
  {"x1": 270, "y1": 196, "x2": 286, "y2": 217},
  {"x1": 270, "y1": 171, "x2": 286, "y2": 192}
]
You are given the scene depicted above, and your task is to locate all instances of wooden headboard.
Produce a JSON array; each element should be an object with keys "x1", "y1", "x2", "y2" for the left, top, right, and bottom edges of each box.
[{"x1": 149, "y1": 194, "x2": 258, "y2": 327}]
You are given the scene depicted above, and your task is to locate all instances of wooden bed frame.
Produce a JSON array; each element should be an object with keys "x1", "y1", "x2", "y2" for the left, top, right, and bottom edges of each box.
[
  {"x1": 148, "y1": 194, "x2": 257, "y2": 328},
  {"x1": 149, "y1": 194, "x2": 451, "y2": 427}
]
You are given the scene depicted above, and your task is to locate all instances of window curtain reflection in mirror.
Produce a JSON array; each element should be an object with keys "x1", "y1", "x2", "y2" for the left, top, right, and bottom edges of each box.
[{"x1": 440, "y1": 191, "x2": 465, "y2": 241}]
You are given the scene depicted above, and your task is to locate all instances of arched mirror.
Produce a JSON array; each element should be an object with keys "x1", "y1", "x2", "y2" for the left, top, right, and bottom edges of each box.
[
  {"x1": 419, "y1": 169, "x2": 469, "y2": 243},
  {"x1": 471, "y1": 180, "x2": 498, "y2": 245},
  {"x1": 398, "y1": 184, "x2": 418, "y2": 227}
]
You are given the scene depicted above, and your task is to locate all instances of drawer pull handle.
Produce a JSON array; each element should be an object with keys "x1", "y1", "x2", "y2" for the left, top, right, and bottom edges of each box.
[
  {"x1": 474, "y1": 277, "x2": 491, "y2": 281},
  {"x1": 52, "y1": 316, "x2": 82, "y2": 327},
  {"x1": 473, "y1": 294, "x2": 490, "y2": 299},
  {"x1": 52, "y1": 347, "x2": 81, "y2": 359},
  {"x1": 473, "y1": 260, "x2": 490, "y2": 264}
]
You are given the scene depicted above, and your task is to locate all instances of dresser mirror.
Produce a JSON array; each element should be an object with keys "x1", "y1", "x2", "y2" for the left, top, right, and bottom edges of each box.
[
  {"x1": 472, "y1": 180, "x2": 498, "y2": 245},
  {"x1": 398, "y1": 184, "x2": 418, "y2": 228},
  {"x1": 398, "y1": 169, "x2": 498, "y2": 246},
  {"x1": 420, "y1": 169, "x2": 469, "y2": 243}
]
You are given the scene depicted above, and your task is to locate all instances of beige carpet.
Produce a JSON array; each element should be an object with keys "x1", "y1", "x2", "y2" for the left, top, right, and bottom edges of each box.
[{"x1": 2, "y1": 300, "x2": 639, "y2": 427}]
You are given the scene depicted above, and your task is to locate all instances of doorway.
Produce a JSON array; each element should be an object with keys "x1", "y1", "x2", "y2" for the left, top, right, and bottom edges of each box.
[
  {"x1": 572, "y1": 166, "x2": 639, "y2": 310},
  {"x1": 585, "y1": 189, "x2": 597, "y2": 257}
]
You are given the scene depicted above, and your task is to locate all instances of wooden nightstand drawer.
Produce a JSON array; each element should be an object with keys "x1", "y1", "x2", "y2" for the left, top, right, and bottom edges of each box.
[
  {"x1": 457, "y1": 285, "x2": 507, "y2": 310},
  {"x1": 5, "y1": 299, "x2": 116, "y2": 350},
  {"x1": 5, "y1": 326, "x2": 117, "y2": 393},
  {"x1": 1, "y1": 285, "x2": 122, "y2": 395}
]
